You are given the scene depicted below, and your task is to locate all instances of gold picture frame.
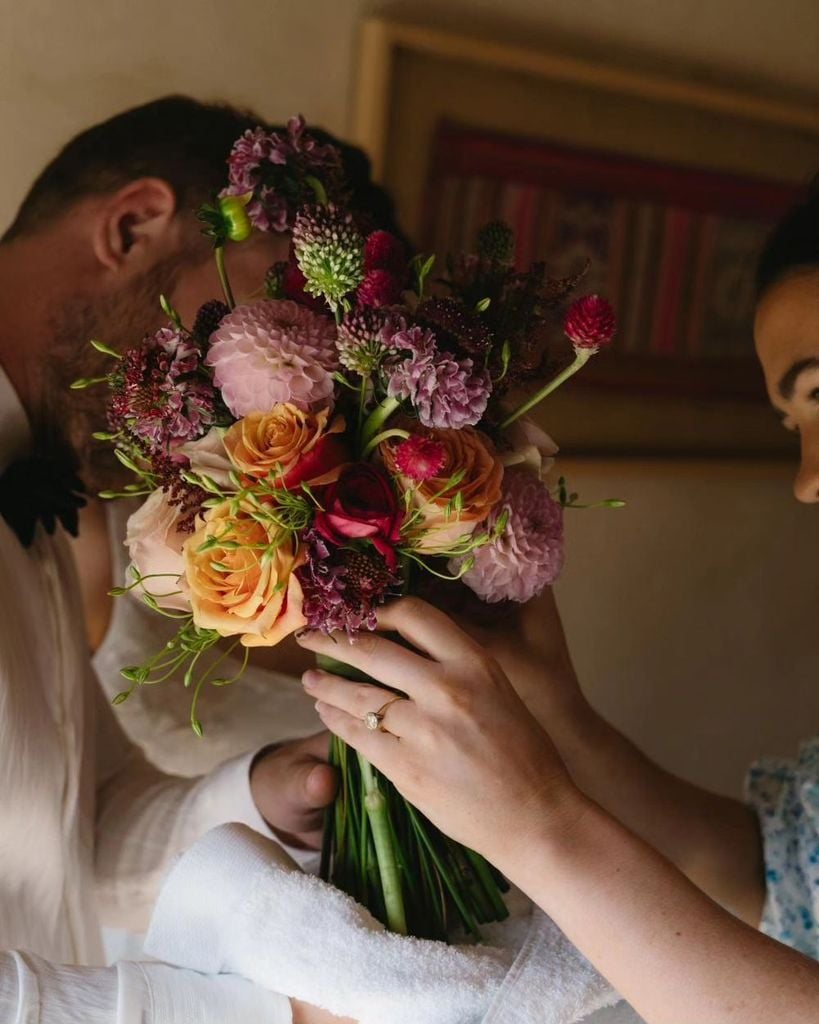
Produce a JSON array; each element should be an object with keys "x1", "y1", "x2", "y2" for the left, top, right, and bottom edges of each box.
[{"x1": 350, "y1": 16, "x2": 819, "y2": 456}]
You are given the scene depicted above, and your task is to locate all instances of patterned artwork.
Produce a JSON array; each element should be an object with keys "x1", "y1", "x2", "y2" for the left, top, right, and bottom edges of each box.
[{"x1": 422, "y1": 122, "x2": 802, "y2": 397}]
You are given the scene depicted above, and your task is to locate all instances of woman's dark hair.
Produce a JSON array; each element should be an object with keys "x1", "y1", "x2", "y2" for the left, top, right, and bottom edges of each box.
[
  {"x1": 756, "y1": 181, "x2": 819, "y2": 299},
  {"x1": 2, "y1": 95, "x2": 407, "y2": 246}
]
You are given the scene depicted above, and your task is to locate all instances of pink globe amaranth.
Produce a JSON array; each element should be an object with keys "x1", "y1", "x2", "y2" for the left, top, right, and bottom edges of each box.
[
  {"x1": 205, "y1": 300, "x2": 339, "y2": 417},
  {"x1": 364, "y1": 230, "x2": 406, "y2": 275},
  {"x1": 357, "y1": 269, "x2": 404, "y2": 308},
  {"x1": 563, "y1": 294, "x2": 616, "y2": 351},
  {"x1": 451, "y1": 469, "x2": 564, "y2": 603}
]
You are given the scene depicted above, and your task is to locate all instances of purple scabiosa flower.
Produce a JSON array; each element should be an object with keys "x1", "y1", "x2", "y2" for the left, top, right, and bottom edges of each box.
[
  {"x1": 221, "y1": 116, "x2": 343, "y2": 233},
  {"x1": 450, "y1": 469, "x2": 564, "y2": 603},
  {"x1": 296, "y1": 531, "x2": 401, "y2": 635},
  {"x1": 108, "y1": 327, "x2": 216, "y2": 455},
  {"x1": 192, "y1": 299, "x2": 230, "y2": 345},
  {"x1": 392, "y1": 435, "x2": 447, "y2": 482},
  {"x1": 384, "y1": 323, "x2": 491, "y2": 430}
]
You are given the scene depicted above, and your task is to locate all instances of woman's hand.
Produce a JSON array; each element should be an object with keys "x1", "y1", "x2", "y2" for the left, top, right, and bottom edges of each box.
[
  {"x1": 295, "y1": 597, "x2": 580, "y2": 862},
  {"x1": 298, "y1": 603, "x2": 815, "y2": 1024}
]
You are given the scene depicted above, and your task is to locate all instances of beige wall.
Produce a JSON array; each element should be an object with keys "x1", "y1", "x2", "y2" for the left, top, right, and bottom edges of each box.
[
  {"x1": 556, "y1": 459, "x2": 819, "y2": 796},
  {"x1": 2, "y1": 0, "x2": 818, "y2": 232},
  {"x1": 2, "y1": 0, "x2": 818, "y2": 795}
]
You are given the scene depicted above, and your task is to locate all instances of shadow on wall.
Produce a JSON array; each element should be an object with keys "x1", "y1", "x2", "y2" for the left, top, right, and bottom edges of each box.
[{"x1": 555, "y1": 457, "x2": 819, "y2": 797}]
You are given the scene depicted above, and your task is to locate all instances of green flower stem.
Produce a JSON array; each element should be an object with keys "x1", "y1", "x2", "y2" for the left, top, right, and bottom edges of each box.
[
  {"x1": 358, "y1": 754, "x2": 408, "y2": 935},
  {"x1": 356, "y1": 377, "x2": 368, "y2": 438},
  {"x1": 500, "y1": 348, "x2": 593, "y2": 429},
  {"x1": 361, "y1": 428, "x2": 410, "y2": 460},
  {"x1": 214, "y1": 245, "x2": 236, "y2": 310},
  {"x1": 407, "y1": 805, "x2": 482, "y2": 939},
  {"x1": 361, "y1": 397, "x2": 400, "y2": 449}
]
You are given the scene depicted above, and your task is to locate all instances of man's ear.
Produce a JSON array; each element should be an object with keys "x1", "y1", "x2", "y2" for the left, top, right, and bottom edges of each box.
[{"x1": 93, "y1": 177, "x2": 178, "y2": 273}]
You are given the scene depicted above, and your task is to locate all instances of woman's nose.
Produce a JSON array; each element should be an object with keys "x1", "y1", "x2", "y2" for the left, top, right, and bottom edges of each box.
[{"x1": 794, "y1": 432, "x2": 819, "y2": 503}]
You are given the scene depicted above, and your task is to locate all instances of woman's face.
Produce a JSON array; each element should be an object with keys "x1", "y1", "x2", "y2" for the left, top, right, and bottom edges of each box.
[{"x1": 755, "y1": 269, "x2": 819, "y2": 503}]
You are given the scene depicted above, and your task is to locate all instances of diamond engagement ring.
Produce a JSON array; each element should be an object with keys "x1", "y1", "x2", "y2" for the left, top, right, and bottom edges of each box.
[{"x1": 364, "y1": 695, "x2": 406, "y2": 731}]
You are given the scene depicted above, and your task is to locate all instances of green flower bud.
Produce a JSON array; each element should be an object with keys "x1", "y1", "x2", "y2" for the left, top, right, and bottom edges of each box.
[{"x1": 218, "y1": 193, "x2": 253, "y2": 242}]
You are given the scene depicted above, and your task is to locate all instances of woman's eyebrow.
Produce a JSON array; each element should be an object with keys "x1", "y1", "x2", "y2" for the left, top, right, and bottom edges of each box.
[{"x1": 778, "y1": 357, "x2": 819, "y2": 399}]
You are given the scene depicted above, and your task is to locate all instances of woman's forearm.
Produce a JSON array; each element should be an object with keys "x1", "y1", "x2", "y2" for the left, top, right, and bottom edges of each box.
[
  {"x1": 548, "y1": 701, "x2": 765, "y2": 924},
  {"x1": 495, "y1": 594, "x2": 765, "y2": 921},
  {"x1": 497, "y1": 793, "x2": 817, "y2": 1024}
]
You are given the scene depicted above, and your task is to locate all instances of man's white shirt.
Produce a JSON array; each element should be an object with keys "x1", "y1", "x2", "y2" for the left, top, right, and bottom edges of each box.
[{"x1": 0, "y1": 366, "x2": 290, "y2": 1020}]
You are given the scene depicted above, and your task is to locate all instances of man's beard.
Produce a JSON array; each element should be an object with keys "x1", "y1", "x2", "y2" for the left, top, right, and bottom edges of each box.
[{"x1": 36, "y1": 254, "x2": 186, "y2": 494}]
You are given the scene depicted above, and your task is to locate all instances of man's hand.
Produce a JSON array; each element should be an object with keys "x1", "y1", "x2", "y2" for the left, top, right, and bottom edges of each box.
[{"x1": 249, "y1": 731, "x2": 337, "y2": 850}]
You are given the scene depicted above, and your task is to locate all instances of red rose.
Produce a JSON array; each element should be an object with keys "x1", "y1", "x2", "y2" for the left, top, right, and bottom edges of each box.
[{"x1": 314, "y1": 464, "x2": 403, "y2": 568}]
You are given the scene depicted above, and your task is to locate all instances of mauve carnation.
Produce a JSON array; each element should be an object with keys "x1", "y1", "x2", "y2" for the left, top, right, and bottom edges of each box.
[
  {"x1": 452, "y1": 470, "x2": 564, "y2": 603},
  {"x1": 385, "y1": 324, "x2": 491, "y2": 430},
  {"x1": 206, "y1": 300, "x2": 338, "y2": 417}
]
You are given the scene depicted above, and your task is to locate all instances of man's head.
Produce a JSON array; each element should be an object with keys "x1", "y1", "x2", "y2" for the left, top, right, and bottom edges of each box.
[
  {"x1": 0, "y1": 96, "x2": 292, "y2": 485},
  {"x1": 754, "y1": 186, "x2": 819, "y2": 503}
]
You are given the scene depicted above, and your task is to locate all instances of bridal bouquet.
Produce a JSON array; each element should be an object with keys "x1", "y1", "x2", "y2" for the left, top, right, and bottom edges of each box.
[{"x1": 76, "y1": 116, "x2": 618, "y2": 941}]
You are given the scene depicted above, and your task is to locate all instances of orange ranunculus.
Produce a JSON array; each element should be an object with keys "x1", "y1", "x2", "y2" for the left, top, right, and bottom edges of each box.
[
  {"x1": 223, "y1": 405, "x2": 346, "y2": 489},
  {"x1": 381, "y1": 425, "x2": 503, "y2": 554},
  {"x1": 183, "y1": 501, "x2": 306, "y2": 646}
]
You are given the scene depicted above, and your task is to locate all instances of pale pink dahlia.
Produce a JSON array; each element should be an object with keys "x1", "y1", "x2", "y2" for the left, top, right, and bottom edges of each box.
[
  {"x1": 205, "y1": 300, "x2": 339, "y2": 417},
  {"x1": 451, "y1": 470, "x2": 564, "y2": 603}
]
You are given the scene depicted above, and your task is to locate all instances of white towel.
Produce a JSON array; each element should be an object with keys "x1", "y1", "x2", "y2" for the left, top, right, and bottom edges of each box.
[{"x1": 145, "y1": 823, "x2": 623, "y2": 1024}]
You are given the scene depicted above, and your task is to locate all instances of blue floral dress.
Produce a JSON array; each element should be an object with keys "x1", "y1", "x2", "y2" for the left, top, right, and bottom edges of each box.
[{"x1": 746, "y1": 736, "x2": 819, "y2": 957}]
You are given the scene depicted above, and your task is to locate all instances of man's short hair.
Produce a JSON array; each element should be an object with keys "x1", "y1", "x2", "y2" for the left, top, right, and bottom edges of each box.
[
  {"x1": 3, "y1": 93, "x2": 409, "y2": 249},
  {"x1": 2, "y1": 95, "x2": 263, "y2": 242}
]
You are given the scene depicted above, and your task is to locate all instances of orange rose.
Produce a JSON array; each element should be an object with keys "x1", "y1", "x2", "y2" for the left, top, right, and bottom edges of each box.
[
  {"x1": 381, "y1": 425, "x2": 503, "y2": 553},
  {"x1": 183, "y1": 501, "x2": 306, "y2": 646},
  {"x1": 223, "y1": 405, "x2": 346, "y2": 489}
]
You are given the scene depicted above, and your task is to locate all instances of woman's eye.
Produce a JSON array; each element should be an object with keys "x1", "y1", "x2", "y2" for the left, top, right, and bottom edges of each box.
[{"x1": 810, "y1": 387, "x2": 819, "y2": 403}]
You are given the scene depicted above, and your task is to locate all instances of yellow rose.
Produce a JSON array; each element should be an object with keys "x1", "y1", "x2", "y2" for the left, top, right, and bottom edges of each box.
[
  {"x1": 223, "y1": 405, "x2": 346, "y2": 489},
  {"x1": 381, "y1": 425, "x2": 503, "y2": 553},
  {"x1": 183, "y1": 501, "x2": 306, "y2": 646}
]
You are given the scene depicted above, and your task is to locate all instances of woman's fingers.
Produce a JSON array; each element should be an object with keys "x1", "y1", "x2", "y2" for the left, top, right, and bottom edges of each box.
[
  {"x1": 295, "y1": 625, "x2": 436, "y2": 698},
  {"x1": 302, "y1": 670, "x2": 415, "y2": 738},
  {"x1": 313, "y1": 699, "x2": 400, "y2": 774},
  {"x1": 375, "y1": 597, "x2": 480, "y2": 664}
]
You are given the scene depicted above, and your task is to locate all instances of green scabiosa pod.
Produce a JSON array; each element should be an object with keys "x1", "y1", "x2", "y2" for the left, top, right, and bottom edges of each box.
[{"x1": 292, "y1": 204, "x2": 365, "y2": 315}]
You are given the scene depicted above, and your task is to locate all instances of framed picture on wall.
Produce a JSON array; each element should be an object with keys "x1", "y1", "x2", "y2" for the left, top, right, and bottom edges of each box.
[
  {"x1": 352, "y1": 16, "x2": 819, "y2": 454},
  {"x1": 422, "y1": 121, "x2": 803, "y2": 403}
]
